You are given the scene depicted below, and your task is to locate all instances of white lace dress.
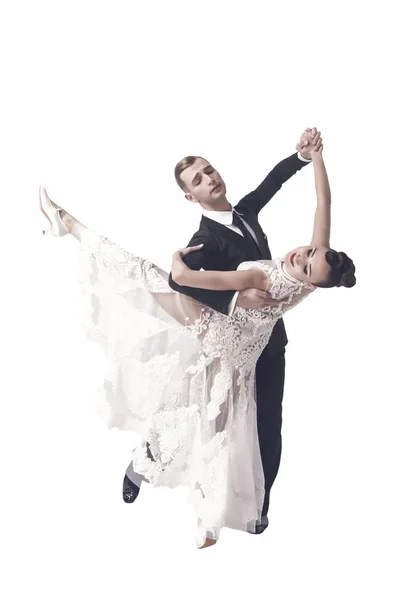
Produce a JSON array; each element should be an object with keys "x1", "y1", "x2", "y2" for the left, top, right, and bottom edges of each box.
[{"x1": 79, "y1": 229, "x2": 315, "y2": 547}]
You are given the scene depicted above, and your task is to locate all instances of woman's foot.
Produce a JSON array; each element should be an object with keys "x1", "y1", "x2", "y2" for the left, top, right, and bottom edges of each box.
[{"x1": 39, "y1": 186, "x2": 69, "y2": 237}]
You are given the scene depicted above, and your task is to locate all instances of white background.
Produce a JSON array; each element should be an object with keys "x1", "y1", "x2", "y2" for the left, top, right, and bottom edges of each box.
[{"x1": 1, "y1": 1, "x2": 399, "y2": 599}]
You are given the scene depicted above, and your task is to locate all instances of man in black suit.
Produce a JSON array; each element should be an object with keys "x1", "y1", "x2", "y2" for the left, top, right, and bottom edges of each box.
[{"x1": 123, "y1": 128, "x2": 321, "y2": 533}]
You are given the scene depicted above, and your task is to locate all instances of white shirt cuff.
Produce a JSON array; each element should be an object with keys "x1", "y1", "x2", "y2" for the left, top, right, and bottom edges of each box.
[
  {"x1": 228, "y1": 291, "x2": 240, "y2": 316},
  {"x1": 297, "y1": 151, "x2": 312, "y2": 163}
]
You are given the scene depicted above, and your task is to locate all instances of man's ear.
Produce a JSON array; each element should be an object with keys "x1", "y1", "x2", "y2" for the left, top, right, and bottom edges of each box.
[{"x1": 185, "y1": 193, "x2": 197, "y2": 203}]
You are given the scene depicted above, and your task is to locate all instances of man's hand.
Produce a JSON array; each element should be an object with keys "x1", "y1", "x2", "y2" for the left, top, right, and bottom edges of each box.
[
  {"x1": 236, "y1": 288, "x2": 282, "y2": 309},
  {"x1": 296, "y1": 127, "x2": 323, "y2": 160}
]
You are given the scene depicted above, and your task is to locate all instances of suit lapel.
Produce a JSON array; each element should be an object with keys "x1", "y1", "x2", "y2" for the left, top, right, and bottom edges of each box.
[
  {"x1": 201, "y1": 215, "x2": 259, "y2": 257},
  {"x1": 234, "y1": 209, "x2": 270, "y2": 259}
]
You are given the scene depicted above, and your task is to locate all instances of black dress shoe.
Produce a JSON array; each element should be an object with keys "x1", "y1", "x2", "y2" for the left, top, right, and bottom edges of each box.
[
  {"x1": 122, "y1": 445, "x2": 154, "y2": 504},
  {"x1": 122, "y1": 474, "x2": 140, "y2": 503},
  {"x1": 249, "y1": 515, "x2": 269, "y2": 534}
]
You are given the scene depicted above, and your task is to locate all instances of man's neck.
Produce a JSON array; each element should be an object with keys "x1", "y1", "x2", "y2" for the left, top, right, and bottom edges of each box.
[{"x1": 201, "y1": 198, "x2": 231, "y2": 212}]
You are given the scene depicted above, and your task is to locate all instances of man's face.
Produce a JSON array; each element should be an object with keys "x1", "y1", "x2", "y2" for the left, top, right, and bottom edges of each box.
[{"x1": 180, "y1": 158, "x2": 227, "y2": 208}]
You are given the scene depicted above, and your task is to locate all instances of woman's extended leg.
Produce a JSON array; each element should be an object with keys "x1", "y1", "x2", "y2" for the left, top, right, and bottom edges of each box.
[
  {"x1": 40, "y1": 187, "x2": 87, "y2": 241},
  {"x1": 59, "y1": 208, "x2": 87, "y2": 241}
]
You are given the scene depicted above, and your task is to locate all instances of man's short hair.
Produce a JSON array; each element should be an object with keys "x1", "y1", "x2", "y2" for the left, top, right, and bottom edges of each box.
[{"x1": 174, "y1": 156, "x2": 204, "y2": 191}]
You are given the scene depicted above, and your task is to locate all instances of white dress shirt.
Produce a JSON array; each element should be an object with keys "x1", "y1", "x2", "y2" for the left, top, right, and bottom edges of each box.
[{"x1": 202, "y1": 152, "x2": 311, "y2": 315}]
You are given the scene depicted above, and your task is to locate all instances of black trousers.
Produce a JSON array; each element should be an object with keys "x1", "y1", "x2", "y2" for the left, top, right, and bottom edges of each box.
[{"x1": 255, "y1": 348, "x2": 286, "y2": 517}]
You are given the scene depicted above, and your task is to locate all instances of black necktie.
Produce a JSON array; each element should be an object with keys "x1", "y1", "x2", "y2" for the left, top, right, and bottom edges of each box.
[{"x1": 232, "y1": 212, "x2": 261, "y2": 257}]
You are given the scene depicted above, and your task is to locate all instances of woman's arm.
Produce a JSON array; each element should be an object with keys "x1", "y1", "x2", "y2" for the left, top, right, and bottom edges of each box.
[
  {"x1": 171, "y1": 246, "x2": 269, "y2": 292},
  {"x1": 310, "y1": 149, "x2": 331, "y2": 248},
  {"x1": 168, "y1": 235, "x2": 238, "y2": 314},
  {"x1": 175, "y1": 266, "x2": 269, "y2": 292}
]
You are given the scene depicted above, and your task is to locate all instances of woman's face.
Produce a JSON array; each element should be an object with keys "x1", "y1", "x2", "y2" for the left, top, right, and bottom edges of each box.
[{"x1": 284, "y1": 245, "x2": 331, "y2": 284}]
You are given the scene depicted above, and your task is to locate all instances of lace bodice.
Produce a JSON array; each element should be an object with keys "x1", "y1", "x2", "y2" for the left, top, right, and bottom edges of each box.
[
  {"x1": 193, "y1": 260, "x2": 312, "y2": 367},
  {"x1": 237, "y1": 258, "x2": 311, "y2": 302}
]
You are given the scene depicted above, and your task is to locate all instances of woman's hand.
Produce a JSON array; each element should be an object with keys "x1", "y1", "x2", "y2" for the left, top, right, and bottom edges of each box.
[
  {"x1": 171, "y1": 244, "x2": 204, "y2": 282},
  {"x1": 296, "y1": 127, "x2": 323, "y2": 158}
]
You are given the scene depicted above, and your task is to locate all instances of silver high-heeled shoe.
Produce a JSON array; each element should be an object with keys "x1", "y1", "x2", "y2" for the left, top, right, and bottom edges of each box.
[{"x1": 39, "y1": 186, "x2": 69, "y2": 237}]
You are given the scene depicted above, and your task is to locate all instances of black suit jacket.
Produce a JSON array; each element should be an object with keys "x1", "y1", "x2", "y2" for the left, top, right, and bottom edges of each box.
[{"x1": 168, "y1": 152, "x2": 310, "y2": 355}]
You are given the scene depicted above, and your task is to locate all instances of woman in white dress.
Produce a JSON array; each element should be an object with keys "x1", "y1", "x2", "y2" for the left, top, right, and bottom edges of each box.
[{"x1": 40, "y1": 132, "x2": 355, "y2": 548}]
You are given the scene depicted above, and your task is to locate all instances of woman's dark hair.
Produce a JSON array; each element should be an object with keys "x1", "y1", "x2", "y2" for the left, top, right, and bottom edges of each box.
[{"x1": 315, "y1": 250, "x2": 356, "y2": 288}]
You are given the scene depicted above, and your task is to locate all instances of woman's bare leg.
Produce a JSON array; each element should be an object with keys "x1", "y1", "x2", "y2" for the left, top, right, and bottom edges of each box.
[
  {"x1": 60, "y1": 209, "x2": 87, "y2": 241},
  {"x1": 49, "y1": 197, "x2": 87, "y2": 241}
]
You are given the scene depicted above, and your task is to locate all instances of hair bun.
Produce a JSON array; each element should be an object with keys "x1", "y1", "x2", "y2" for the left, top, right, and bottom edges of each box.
[
  {"x1": 326, "y1": 250, "x2": 340, "y2": 267},
  {"x1": 338, "y1": 253, "x2": 356, "y2": 288},
  {"x1": 338, "y1": 252, "x2": 350, "y2": 269},
  {"x1": 318, "y1": 249, "x2": 356, "y2": 289},
  {"x1": 340, "y1": 271, "x2": 356, "y2": 288}
]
